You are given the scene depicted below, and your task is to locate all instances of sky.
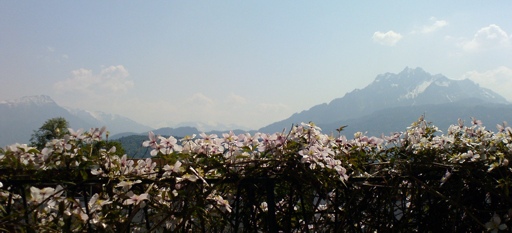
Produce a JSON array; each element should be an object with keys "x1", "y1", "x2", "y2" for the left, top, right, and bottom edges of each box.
[{"x1": 1, "y1": 1, "x2": 511, "y2": 130}]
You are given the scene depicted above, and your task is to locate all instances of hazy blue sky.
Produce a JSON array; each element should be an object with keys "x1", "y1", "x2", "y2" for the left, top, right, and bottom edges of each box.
[{"x1": 1, "y1": 1, "x2": 511, "y2": 130}]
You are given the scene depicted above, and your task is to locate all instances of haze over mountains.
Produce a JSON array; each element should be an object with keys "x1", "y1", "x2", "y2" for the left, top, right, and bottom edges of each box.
[{"x1": 1, "y1": 67, "x2": 511, "y2": 146}]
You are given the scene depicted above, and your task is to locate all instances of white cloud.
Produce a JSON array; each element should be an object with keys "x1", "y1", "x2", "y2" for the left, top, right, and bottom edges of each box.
[
  {"x1": 42, "y1": 46, "x2": 68, "y2": 63},
  {"x1": 226, "y1": 93, "x2": 247, "y2": 105},
  {"x1": 186, "y1": 93, "x2": 215, "y2": 107},
  {"x1": 462, "y1": 66, "x2": 512, "y2": 101},
  {"x1": 372, "y1": 30, "x2": 403, "y2": 46},
  {"x1": 413, "y1": 17, "x2": 447, "y2": 34},
  {"x1": 54, "y1": 65, "x2": 134, "y2": 94},
  {"x1": 460, "y1": 24, "x2": 511, "y2": 52},
  {"x1": 53, "y1": 65, "x2": 134, "y2": 113}
]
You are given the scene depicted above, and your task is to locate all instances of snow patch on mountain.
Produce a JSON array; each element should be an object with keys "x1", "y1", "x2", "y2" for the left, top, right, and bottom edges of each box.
[
  {"x1": 482, "y1": 89, "x2": 497, "y2": 99},
  {"x1": 88, "y1": 111, "x2": 103, "y2": 121},
  {"x1": 88, "y1": 111, "x2": 119, "y2": 121},
  {"x1": 446, "y1": 95, "x2": 453, "y2": 102},
  {"x1": 434, "y1": 80, "x2": 450, "y2": 87},
  {"x1": 374, "y1": 73, "x2": 393, "y2": 83},
  {"x1": 400, "y1": 80, "x2": 433, "y2": 99},
  {"x1": 0, "y1": 95, "x2": 56, "y2": 107},
  {"x1": 65, "y1": 108, "x2": 119, "y2": 122}
]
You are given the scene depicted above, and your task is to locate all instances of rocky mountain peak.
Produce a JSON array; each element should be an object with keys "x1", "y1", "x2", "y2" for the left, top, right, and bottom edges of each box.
[
  {"x1": 374, "y1": 67, "x2": 434, "y2": 87},
  {"x1": 400, "y1": 66, "x2": 426, "y2": 75},
  {"x1": 366, "y1": 67, "x2": 507, "y2": 104}
]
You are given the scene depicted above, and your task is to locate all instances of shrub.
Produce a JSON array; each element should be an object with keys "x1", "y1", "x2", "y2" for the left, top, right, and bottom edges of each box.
[{"x1": 1, "y1": 117, "x2": 511, "y2": 232}]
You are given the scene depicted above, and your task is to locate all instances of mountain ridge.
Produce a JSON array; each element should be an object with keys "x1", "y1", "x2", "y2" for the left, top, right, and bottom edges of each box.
[
  {"x1": 0, "y1": 95, "x2": 57, "y2": 106},
  {"x1": 259, "y1": 67, "x2": 510, "y2": 134},
  {"x1": 0, "y1": 95, "x2": 254, "y2": 145},
  {"x1": 0, "y1": 95, "x2": 153, "y2": 145},
  {"x1": 65, "y1": 107, "x2": 152, "y2": 135}
]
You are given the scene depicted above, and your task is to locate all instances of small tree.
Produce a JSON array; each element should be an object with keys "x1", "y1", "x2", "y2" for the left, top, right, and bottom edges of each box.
[{"x1": 30, "y1": 117, "x2": 69, "y2": 149}]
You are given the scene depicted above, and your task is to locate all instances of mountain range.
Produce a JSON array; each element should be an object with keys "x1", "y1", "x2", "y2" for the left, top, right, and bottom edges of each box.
[
  {"x1": 1, "y1": 67, "x2": 511, "y2": 147},
  {"x1": 259, "y1": 67, "x2": 511, "y2": 135},
  {"x1": 0, "y1": 95, "x2": 253, "y2": 146},
  {"x1": 0, "y1": 95, "x2": 152, "y2": 146}
]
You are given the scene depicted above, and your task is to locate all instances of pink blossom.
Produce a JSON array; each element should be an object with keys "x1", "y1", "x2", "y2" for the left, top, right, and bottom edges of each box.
[
  {"x1": 142, "y1": 132, "x2": 158, "y2": 148},
  {"x1": 159, "y1": 135, "x2": 183, "y2": 154},
  {"x1": 123, "y1": 191, "x2": 149, "y2": 206}
]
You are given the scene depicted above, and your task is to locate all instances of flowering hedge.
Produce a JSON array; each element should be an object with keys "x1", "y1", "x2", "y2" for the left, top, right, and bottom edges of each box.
[{"x1": 1, "y1": 117, "x2": 512, "y2": 232}]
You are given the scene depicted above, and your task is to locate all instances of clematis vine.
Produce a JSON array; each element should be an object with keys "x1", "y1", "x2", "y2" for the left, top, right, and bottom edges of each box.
[{"x1": 1, "y1": 116, "x2": 512, "y2": 232}]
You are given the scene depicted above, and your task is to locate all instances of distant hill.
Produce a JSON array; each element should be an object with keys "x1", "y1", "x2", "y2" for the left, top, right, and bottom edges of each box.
[
  {"x1": 109, "y1": 126, "x2": 200, "y2": 140},
  {"x1": 113, "y1": 135, "x2": 154, "y2": 159},
  {"x1": 112, "y1": 127, "x2": 257, "y2": 159},
  {"x1": 110, "y1": 125, "x2": 256, "y2": 140},
  {"x1": 259, "y1": 67, "x2": 511, "y2": 135}
]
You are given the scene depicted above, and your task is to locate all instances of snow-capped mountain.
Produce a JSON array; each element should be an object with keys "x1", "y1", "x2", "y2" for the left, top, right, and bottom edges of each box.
[
  {"x1": 65, "y1": 108, "x2": 152, "y2": 136},
  {"x1": 260, "y1": 67, "x2": 510, "y2": 134},
  {"x1": 0, "y1": 95, "x2": 57, "y2": 107},
  {"x1": 0, "y1": 95, "x2": 152, "y2": 146},
  {"x1": 369, "y1": 67, "x2": 506, "y2": 105},
  {"x1": 0, "y1": 95, "x2": 86, "y2": 145}
]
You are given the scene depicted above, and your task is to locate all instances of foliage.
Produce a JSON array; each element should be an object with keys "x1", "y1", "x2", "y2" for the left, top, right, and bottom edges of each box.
[
  {"x1": 1, "y1": 117, "x2": 512, "y2": 232},
  {"x1": 29, "y1": 117, "x2": 70, "y2": 149}
]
